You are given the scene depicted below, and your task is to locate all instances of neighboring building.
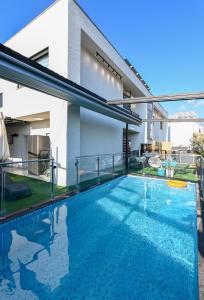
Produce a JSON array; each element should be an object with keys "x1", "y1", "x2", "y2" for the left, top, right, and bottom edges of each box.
[
  {"x1": 0, "y1": 0, "x2": 167, "y2": 185},
  {"x1": 169, "y1": 111, "x2": 203, "y2": 149}
]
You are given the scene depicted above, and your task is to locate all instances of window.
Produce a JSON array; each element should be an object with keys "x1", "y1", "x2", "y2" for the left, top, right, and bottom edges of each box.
[
  {"x1": 160, "y1": 121, "x2": 163, "y2": 130},
  {"x1": 31, "y1": 48, "x2": 49, "y2": 68},
  {"x1": 17, "y1": 48, "x2": 49, "y2": 89}
]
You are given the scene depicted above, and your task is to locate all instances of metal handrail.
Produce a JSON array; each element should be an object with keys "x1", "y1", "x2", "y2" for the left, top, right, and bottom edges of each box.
[{"x1": 0, "y1": 158, "x2": 53, "y2": 167}]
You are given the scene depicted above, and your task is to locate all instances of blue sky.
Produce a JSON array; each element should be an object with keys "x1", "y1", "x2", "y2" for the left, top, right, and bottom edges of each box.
[{"x1": 1, "y1": 0, "x2": 204, "y2": 116}]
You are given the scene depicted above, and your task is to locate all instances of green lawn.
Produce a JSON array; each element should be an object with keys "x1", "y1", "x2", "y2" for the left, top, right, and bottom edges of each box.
[{"x1": 129, "y1": 166, "x2": 198, "y2": 181}]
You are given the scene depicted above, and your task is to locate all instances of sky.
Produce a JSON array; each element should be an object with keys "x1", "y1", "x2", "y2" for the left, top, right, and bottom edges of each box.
[{"x1": 0, "y1": 0, "x2": 204, "y2": 116}]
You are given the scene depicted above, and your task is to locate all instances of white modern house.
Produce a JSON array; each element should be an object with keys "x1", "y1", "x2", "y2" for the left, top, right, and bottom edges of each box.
[
  {"x1": 0, "y1": 0, "x2": 168, "y2": 185},
  {"x1": 169, "y1": 111, "x2": 203, "y2": 149}
]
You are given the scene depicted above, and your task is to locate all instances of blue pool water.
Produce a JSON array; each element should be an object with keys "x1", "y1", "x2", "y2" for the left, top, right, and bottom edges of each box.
[{"x1": 0, "y1": 176, "x2": 198, "y2": 300}]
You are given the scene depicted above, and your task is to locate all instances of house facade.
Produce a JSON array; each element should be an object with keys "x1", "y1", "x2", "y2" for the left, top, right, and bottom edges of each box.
[{"x1": 0, "y1": 0, "x2": 168, "y2": 185}]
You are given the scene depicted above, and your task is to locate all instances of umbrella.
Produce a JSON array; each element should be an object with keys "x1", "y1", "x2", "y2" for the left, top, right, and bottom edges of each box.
[{"x1": 0, "y1": 112, "x2": 10, "y2": 161}]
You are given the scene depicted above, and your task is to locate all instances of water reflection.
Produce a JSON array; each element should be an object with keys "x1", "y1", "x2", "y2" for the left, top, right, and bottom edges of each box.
[{"x1": 0, "y1": 204, "x2": 69, "y2": 299}]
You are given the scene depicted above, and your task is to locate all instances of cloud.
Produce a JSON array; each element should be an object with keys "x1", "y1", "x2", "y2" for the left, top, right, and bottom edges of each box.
[
  {"x1": 195, "y1": 101, "x2": 204, "y2": 107},
  {"x1": 179, "y1": 104, "x2": 186, "y2": 111}
]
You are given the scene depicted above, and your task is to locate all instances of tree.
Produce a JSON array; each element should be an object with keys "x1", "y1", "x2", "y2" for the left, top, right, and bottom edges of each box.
[{"x1": 190, "y1": 133, "x2": 204, "y2": 156}]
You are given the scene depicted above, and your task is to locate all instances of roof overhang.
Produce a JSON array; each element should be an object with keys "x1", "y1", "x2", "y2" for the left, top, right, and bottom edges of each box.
[{"x1": 0, "y1": 44, "x2": 141, "y2": 125}]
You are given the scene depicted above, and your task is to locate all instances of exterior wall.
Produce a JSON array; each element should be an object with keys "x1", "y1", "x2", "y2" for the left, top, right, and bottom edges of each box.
[
  {"x1": 169, "y1": 122, "x2": 201, "y2": 147},
  {"x1": 68, "y1": 0, "x2": 151, "y2": 95},
  {"x1": 153, "y1": 122, "x2": 168, "y2": 142},
  {"x1": 152, "y1": 103, "x2": 168, "y2": 143},
  {"x1": 0, "y1": 0, "x2": 69, "y2": 185},
  {"x1": 80, "y1": 47, "x2": 124, "y2": 155},
  {"x1": 80, "y1": 47, "x2": 123, "y2": 100},
  {"x1": 68, "y1": 0, "x2": 153, "y2": 154},
  {"x1": 1, "y1": 0, "x2": 160, "y2": 186},
  {"x1": 80, "y1": 108, "x2": 123, "y2": 156}
]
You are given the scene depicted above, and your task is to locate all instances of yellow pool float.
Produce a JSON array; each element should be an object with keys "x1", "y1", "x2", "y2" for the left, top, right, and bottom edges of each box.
[{"x1": 167, "y1": 180, "x2": 188, "y2": 188}]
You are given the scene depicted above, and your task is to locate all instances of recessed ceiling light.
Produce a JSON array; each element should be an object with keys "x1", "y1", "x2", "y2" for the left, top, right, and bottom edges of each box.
[{"x1": 34, "y1": 117, "x2": 44, "y2": 121}]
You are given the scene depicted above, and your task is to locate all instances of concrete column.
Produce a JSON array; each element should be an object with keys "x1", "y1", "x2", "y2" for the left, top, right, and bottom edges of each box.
[
  {"x1": 67, "y1": 103, "x2": 80, "y2": 186},
  {"x1": 50, "y1": 100, "x2": 68, "y2": 186}
]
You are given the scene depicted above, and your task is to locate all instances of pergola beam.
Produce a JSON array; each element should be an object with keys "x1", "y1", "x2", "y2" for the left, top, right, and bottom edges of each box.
[
  {"x1": 108, "y1": 91, "x2": 204, "y2": 104},
  {"x1": 143, "y1": 118, "x2": 204, "y2": 123}
]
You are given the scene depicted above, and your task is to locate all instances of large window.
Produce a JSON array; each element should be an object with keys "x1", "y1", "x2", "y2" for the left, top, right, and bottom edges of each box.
[{"x1": 17, "y1": 48, "x2": 49, "y2": 89}]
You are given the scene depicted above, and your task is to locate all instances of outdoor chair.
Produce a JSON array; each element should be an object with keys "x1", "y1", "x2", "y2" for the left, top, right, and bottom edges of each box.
[{"x1": 174, "y1": 163, "x2": 191, "y2": 174}]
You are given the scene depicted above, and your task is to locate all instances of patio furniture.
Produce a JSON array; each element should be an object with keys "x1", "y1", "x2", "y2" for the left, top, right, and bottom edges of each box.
[
  {"x1": 157, "y1": 168, "x2": 165, "y2": 176},
  {"x1": 174, "y1": 163, "x2": 191, "y2": 174},
  {"x1": 0, "y1": 172, "x2": 32, "y2": 201},
  {"x1": 148, "y1": 156, "x2": 162, "y2": 168}
]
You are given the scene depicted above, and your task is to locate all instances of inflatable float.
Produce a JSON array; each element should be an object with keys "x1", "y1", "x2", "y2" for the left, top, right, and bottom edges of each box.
[{"x1": 167, "y1": 180, "x2": 188, "y2": 188}]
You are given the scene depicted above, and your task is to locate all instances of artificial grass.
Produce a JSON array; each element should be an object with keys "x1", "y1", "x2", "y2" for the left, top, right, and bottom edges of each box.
[
  {"x1": 3, "y1": 171, "x2": 124, "y2": 215},
  {"x1": 2, "y1": 166, "x2": 198, "y2": 216},
  {"x1": 129, "y1": 166, "x2": 198, "y2": 181},
  {"x1": 5, "y1": 173, "x2": 68, "y2": 215}
]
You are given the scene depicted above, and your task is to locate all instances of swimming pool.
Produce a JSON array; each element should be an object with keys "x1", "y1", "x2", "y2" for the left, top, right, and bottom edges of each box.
[{"x1": 0, "y1": 175, "x2": 198, "y2": 299}]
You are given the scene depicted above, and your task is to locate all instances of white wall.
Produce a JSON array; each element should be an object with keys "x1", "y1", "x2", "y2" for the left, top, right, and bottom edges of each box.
[
  {"x1": 153, "y1": 122, "x2": 168, "y2": 142},
  {"x1": 80, "y1": 47, "x2": 124, "y2": 155},
  {"x1": 81, "y1": 47, "x2": 123, "y2": 100},
  {"x1": 0, "y1": 0, "x2": 69, "y2": 185},
  {"x1": 68, "y1": 0, "x2": 152, "y2": 96},
  {"x1": 80, "y1": 108, "x2": 123, "y2": 156}
]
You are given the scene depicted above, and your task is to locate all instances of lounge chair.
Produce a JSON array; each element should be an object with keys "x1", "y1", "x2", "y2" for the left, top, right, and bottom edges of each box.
[
  {"x1": 174, "y1": 163, "x2": 191, "y2": 174},
  {"x1": 0, "y1": 172, "x2": 32, "y2": 201}
]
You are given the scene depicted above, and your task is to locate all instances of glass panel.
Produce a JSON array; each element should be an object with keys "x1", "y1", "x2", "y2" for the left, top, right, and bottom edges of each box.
[
  {"x1": 99, "y1": 154, "x2": 114, "y2": 183},
  {"x1": 36, "y1": 54, "x2": 49, "y2": 68},
  {"x1": 1, "y1": 159, "x2": 53, "y2": 218},
  {"x1": 114, "y1": 153, "x2": 126, "y2": 176},
  {"x1": 78, "y1": 156, "x2": 98, "y2": 189}
]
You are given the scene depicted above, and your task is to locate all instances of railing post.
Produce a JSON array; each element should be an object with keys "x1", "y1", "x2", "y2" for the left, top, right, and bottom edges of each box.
[
  {"x1": 97, "y1": 156, "x2": 100, "y2": 184},
  {"x1": 112, "y1": 154, "x2": 115, "y2": 177},
  {"x1": 51, "y1": 159, "x2": 55, "y2": 200},
  {"x1": 0, "y1": 164, "x2": 5, "y2": 218},
  {"x1": 75, "y1": 158, "x2": 79, "y2": 191}
]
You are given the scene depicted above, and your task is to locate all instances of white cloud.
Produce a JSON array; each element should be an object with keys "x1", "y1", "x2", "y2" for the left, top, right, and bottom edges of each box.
[
  {"x1": 195, "y1": 101, "x2": 204, "y2": 107},
  {"x1": 179, "y1": 104, "x2": 186, "y2": 111}
]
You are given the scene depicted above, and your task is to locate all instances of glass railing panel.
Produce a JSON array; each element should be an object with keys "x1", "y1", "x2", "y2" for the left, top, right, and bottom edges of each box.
[
  {"x1": 114, "y1": 153, "x2": 126, "y2": 176},
  {"x1": 77, "y1": 156, "x2": 98, "y2": 190},
  {"x1": 128, "y1": 155, "x2": 145, "y2": 175},
  {"x1": 0, "y1": 159, "x2": 54, "y2": 218},
  {"x1": 99, "y1": 154, "x2": 114, "y2": 183}
]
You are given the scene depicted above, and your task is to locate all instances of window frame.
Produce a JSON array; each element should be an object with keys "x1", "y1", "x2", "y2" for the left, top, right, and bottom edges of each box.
[{"x1": 17, "y1": 47, "x2": 49, "y2": 89}]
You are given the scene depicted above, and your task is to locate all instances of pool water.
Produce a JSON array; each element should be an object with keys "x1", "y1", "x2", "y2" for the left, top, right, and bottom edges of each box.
[{"x1": 0, "y1": 176, "x2": 198, "y2": 300}]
